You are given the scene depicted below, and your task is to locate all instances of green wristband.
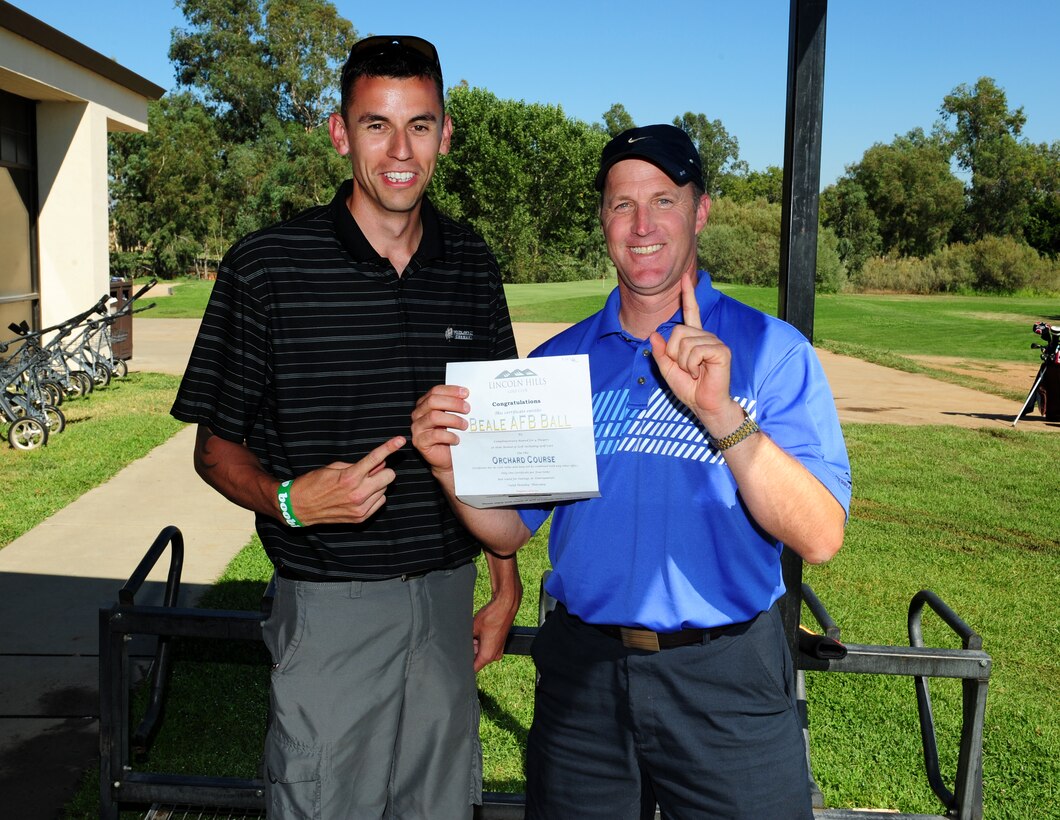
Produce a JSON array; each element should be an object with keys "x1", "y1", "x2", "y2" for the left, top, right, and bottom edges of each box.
[{"x1": 277, "y1": 480, "x2": 303, "y2": 528}]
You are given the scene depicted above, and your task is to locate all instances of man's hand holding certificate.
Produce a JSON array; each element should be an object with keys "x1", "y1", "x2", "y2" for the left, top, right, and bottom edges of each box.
[{"x1": 444, "y1": 355, "x2": 600, "y2": 508}]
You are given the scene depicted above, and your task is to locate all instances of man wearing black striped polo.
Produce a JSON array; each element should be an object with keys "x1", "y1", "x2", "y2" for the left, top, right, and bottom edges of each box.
[{"x1": 172, "y1": 36, "x2": 520, "y2": 819}]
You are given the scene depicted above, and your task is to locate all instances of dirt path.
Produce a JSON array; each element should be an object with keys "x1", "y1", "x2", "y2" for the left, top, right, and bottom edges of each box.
[
  {"x1": 131, "y1": 319, "x2": 1058, "y2": 433},
  {"x1": 907, "y1": 354, "x2": 1039, "y2": 396}
]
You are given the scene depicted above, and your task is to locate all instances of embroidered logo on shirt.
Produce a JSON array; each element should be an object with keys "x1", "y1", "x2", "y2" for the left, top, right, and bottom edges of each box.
[
  {"x1": 444, "y1": 327, "x2": 474, "y2": 342},
  {"x1": 593, "y1": 387, "x2": 755, "y2": 463}
]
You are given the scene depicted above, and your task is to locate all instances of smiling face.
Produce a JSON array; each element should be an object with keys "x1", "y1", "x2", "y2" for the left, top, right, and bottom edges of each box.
[
  {"x1": 600, "y1": 158, "x2": 710, "y2": 304},
  {"x1": 328, "y1": 74, "x2": 452, "y2": 220}
]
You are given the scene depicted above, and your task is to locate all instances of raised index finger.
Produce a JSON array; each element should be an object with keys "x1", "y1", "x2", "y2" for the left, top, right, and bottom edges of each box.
[{"x1": 681, "y1": 272, "x2": 702, "y2": 330}]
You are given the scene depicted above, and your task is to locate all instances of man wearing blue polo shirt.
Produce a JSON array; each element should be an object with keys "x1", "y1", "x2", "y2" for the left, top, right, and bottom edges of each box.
[{"x1": 412, "y1": 124, "x2": 852, "y2": 818}]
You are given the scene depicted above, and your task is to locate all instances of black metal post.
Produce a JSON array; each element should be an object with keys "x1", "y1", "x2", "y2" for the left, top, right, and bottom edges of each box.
[
  {"x1": 98, "y1": 606, "x2": 128, "y2": 820},
  {"x1": 778, "y1": 0, "x2": 829, "y2": 663},
  {"x1": 779, "y1": 0, "x2": 828, "y2": 340}
]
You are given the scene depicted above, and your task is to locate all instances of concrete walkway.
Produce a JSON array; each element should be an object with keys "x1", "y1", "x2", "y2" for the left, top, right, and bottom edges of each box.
[{"x1": 0, "y1": 316, "x2": 1054, "y2": 818}]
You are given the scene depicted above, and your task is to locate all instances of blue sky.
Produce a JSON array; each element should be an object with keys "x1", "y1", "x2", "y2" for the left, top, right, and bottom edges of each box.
[{"x1": 14, "y1": 0, "x2": 1060, "y2": 187}]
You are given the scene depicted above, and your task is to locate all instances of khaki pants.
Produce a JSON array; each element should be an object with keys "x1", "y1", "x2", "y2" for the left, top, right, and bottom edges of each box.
[{"x1": 262, "y1": 562, "x2": 481, "y2": 819}]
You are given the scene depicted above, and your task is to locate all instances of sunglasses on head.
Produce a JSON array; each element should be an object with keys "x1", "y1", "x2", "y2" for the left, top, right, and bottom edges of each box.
[{"x1": 346, "y1": 35, "x2": 441, "y2": 73}]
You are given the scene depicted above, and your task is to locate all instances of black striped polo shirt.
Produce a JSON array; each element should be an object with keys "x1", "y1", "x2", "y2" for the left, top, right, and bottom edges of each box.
[{"x1": 171, "y1": 181, "x2": 517, "y2": 579}]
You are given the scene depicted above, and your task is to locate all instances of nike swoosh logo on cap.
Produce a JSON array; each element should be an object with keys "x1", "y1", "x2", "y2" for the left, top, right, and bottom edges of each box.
[{"x1": 627, "y1": 136, "x2": 650, "y2": 143}]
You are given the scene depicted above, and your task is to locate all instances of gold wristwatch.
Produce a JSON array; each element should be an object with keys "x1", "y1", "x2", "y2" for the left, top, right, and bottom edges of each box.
[{"x1": 708, "y1": 410, "x2": 760, "y2": 451}]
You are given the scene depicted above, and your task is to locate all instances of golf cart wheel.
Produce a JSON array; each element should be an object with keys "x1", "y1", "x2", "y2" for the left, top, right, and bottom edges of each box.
[
  {"x1": 111, "y1": 359, "x2": 128, "y2": 379},
  {"x1": 93, "y1": 363, "x2": 111, "y2": 388},
  {"x1": 8, "y1": 417, "x2": 47, "y2": 450},
  {"x1": 73, "y1": 371, "x2": 93, "y2": 395},
  {"x1": 43, "y1": 404, "x2": 65, "y2": 436},
  {"x1": 42, "y1": 380, "x2": 64, "y2": 406}
]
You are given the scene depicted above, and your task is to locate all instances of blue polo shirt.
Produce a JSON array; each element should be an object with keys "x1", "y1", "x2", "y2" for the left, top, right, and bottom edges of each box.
[{"x1": 517, "y1": 272, "x2": 852, "y2": 631}]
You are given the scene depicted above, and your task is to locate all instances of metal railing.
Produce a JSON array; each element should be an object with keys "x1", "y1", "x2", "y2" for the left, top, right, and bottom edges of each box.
[{"x1": 100, "y1": 527, "x2": 989, "y2": 819}]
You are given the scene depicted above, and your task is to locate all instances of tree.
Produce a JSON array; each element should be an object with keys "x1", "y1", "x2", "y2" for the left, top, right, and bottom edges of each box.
[
  {"x1": 1025, "y1": 140, "x2": 1060, "y2": 258},
  {"x1": 601, "y1": 103, "x2": 635, "y2": 137},
  {"x1": 848, "y1": 129, "x2": 964, "y2": 257},
  {"x1": 939, "y1": 77, "x2": 1035, "y2": 240},
  {"x1": 229, "y1": 116, "x2": 349, "y2": 233},
  {"x1": 723, "y1": 165, "x2": 784, "y2": 204},
  {"x1": 265, "y1": 0, "x2": 355, "y2": 128},
  {"x1": 109, "y1": 93, "x2": 226, "y2": 277},
  {"x1": 672, "y1": 112, "x2": 745, "y2": 197},
  {"x1": 433, "y1": 86, "x2": 608, "y2": 283},
  {"x1": 113, "y1": 0, "x2": 355, "y2": 276},
  {"x1": 169, "y1": 0, "x2": 274, "y2": 141},
  {"x1": 109, "y1": 130, "x2": 150, "y2": 253},
  {"x1": 170, "y1": 0, "x2": 354, "y2": 140},
  {"x1": 819, "y1": 176, "x2": 882, "y2": 275}
]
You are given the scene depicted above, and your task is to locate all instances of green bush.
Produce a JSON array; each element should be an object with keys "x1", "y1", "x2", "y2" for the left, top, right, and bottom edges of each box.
[
  {"x1": 962, "y1": 234, "x2": 1051, "y2": 293},
  {"x1": 700, "y1": 198, "x2": 847, "y2": 292},
  {"x1": 700, "y1": 198, "x2": 779, "y2": 286},
  {"x1": 815, "y1": 227, "x2": 848, "y2": 293},
  {"x1": 146, "y1": 231, "x2": 201, "y2": 280},
  {"x1": 720, "y1": 197, "x2": 781, "y2": 235},
  {"x1": 854, "y1": 256, "x2": 949, "y2": 294},
  {"x1": 1026, "y1": 253, "x2": 1060, "y2": 293},
  {"x1": 851, "y1": 237, "x2": 1060, "y2": 295},
  {"x1": 700, "y1": 222, "x2": 770, "y2": 285},
  {"x1": 926, "y1": 244, "x2": 977, "y2": 292}
]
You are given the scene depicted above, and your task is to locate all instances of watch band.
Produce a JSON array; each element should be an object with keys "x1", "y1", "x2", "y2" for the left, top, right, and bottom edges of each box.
[{"x1": 708, "y1": 411, "x2": 760, "y2": 451}]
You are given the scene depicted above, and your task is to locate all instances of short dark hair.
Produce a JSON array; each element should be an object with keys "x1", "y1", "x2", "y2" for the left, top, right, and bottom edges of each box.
[{"x1": 339, "y1": 36, "x2": 444, "y2": 119}]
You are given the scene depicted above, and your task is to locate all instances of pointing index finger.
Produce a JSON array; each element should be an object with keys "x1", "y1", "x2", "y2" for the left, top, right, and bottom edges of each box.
[
  {"x1": 681, "y1": 272, "x2": 702, "y2": 330},
  {"x1": 357, "y1": 435, "x2": 406, "y2": 476}
]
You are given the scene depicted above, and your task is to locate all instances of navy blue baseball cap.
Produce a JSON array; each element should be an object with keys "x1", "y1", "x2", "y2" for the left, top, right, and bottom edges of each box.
[{"x1": 595, "y1": 124, "x2": 704, "y2": 191}]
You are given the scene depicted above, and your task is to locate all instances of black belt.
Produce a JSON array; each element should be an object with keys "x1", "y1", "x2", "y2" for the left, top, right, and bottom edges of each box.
[
  {"x1": 277, "y1": 564, "x2": 434, "y2": 584},
  {"x1": 560, "y1": 603, "x2": 750, "y2": 651}
]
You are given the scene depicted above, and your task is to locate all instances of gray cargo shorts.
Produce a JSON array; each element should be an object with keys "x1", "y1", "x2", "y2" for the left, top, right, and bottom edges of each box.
[{"x1": 262, "y1": 561, "x2": 481, "y2": 819}]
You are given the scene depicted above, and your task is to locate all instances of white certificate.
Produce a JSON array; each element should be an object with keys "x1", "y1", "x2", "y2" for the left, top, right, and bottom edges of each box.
[{"x1": 445, "y1": 355, "x2": 601, "y2": 508}]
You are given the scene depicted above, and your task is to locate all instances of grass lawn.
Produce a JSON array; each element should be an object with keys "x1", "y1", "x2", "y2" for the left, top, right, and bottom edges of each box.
[
  {"x1": 507, "y1": 280, "x2": 1058, "y2": 400},
  {"x1": 136, "y1": 277, "x2": 216, "y2": 318},
  {"x1": 508, "y1": 279, "x2": 1059, "y2": 363},
  {"x1": 145, "y1": 274, "x2": 1058, "y2": 361},
  {"x1": 802, "y1": 424, "x2": 1060, "y2": 815},
  {"x1": 63, "y1": 424, "x2": 1060, "y2": 818},
  {"x1": 0, "y1": 372, "x2": 184, "y2": 549},
  {"x1": 43, "y1": 280, "x2": 1058, "y2": 817}
]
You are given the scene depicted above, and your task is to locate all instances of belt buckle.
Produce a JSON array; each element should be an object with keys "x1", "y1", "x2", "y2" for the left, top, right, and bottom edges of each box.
[{"x1": 619, "y1": 627, "x2": 661, "y2": 651}]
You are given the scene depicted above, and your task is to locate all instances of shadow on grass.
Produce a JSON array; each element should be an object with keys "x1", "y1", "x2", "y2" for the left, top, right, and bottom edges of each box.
[
  {"x1": 478, "y1": 689, "x2": 530, "y2": 795},
  {"x1": 128, "y1": 581, "x2": 272, "y2": 781}
]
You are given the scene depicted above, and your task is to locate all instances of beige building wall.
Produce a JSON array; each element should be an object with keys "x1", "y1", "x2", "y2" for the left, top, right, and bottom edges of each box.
[
  {"x1": 36, "y1": 101, "x2": 111, "y2": 326},
  {"x1": 0, "y1": 4, "x2": 163, "y2": 329}
]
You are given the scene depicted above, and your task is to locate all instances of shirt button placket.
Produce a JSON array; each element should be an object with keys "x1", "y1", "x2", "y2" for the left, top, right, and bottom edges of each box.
[{"x1": 630, "y1": 344, "x2": 652, "y2": 406}]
